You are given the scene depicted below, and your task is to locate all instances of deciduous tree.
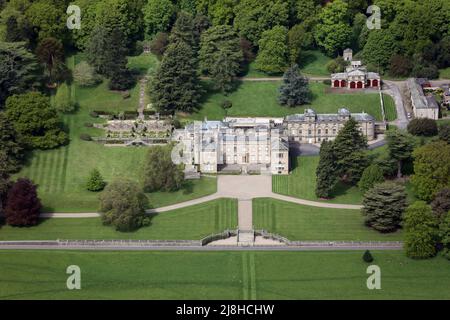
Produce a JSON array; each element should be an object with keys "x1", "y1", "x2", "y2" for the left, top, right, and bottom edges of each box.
[
  {"x1": 314, "y1": 0, "x2": 352, "y2": 56},
  {"x1": 5, "y1": 92, "x2": 68, "y2": 150},
  {"x1": 4, "y1": 178, "x2": 41, "y2": 226},
  {"x1": 440, "y1": 214, "x2": 450, "y2": 260},
  {"x1": 431, "y1": 188, "x2": 450, "y2": 221},
  {"x1": 386, "y1": 129, "x2": 414, "y2": 178},
  {"x1": 255, "y1": 26, "x2": 288, "y2": 75},
  {"x1": 99, "y1": 179, "x2": 149, "y2": 232},
  {"x1": 411, "y1": 141, "x2": 450, "y2": 202},
  {"x1": 438, "y1": 123, "x2": 450, "y2": 144},
  {"x1": 35, "y1": 37, "x2": 65, "y2": 84},
  {"x1": 404, "y1": 201, "x2": 438, "y2": 259},
  {"x1": 143, "y1": 0, "x2": 175, "y2": 38},
  {"x1": 233, "y1": 0, "x2": 289, "y2": 45},
  {"x1": 143, "y1": 146, "x2": 184, "y2": 192},
  {"x1": 407, "y1": 118, "x2": 438, "y2": 137},
  {"x1": 73, "y1": 61, "x2": 101, "y2": 87}
]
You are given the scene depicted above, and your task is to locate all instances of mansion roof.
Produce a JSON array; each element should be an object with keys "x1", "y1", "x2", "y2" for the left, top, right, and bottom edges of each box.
[
  {"x1": 407, "y1": 78, "x2": 439, "y2": 110},
  {"x1": 285, "y1": 108, "x2": 375, "y2": 123}
]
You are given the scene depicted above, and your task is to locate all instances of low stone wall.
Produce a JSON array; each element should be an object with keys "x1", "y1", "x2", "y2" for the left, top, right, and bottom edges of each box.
[{"x1": 255, "y1": 230, "x2": 403, "y2": 248}]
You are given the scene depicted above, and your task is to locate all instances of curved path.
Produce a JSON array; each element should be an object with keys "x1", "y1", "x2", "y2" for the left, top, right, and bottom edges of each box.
[{"x1": 40, "y1": 176, "x2": 361, "y2": 218}]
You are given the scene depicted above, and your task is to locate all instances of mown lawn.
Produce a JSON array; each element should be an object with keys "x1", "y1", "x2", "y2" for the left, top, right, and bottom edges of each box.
[
  {"x1": 383, "y1": 93, "x2": 397, "y2": 121},
  {"x1": 182, "y1": 82, "x2": 388, "y2": 122},
  {"x1": 1, "y1": 250, "x2": 449, "y2": 300},
  {"x1": 14, "y1": 54, "x2": 216, "y2": 212},
  {"x1": 273, "y1": 156, "x2": 364, "y2": 204},
  {"x1": 0, "y1": 199, "x2": 237, "y2": 241},
  {"x1": 253, "y1": 198, "x2": 403, "y2": 241}
]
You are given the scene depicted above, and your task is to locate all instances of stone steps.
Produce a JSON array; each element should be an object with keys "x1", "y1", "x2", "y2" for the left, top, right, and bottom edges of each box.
[{"x1": 238, "y1": 230, "x2": 255, "y2": 247}]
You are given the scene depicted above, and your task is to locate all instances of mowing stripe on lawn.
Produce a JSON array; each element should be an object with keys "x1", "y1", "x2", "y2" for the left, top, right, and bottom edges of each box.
[
  {"x1": 242, "y1": 252, "x2": 249, "y2": 300},
  {"x1": 28, "y1": 152, "x2": 41, "y2": 183},
  {"x1": 59, "y1": 145, "x2": 70, "y2": 192},
  {"x1": 214, "y1": 203, "x2": 219, "y2": 231},
  {"x1": 50, "y1": 146, "x2": 64, "y2": 193},
  {"x1": 249, "y1": 253, "x2": 257, "y2": 300},
  {"x1": 36, "y1": 152, "x2": 49, "y2": 188},
  {"x1": 60, "y1": 117, "x2": 73, "y2": 192},
  {"x1": 44, "y1": 150, "x2": 57, "y2": 193}
]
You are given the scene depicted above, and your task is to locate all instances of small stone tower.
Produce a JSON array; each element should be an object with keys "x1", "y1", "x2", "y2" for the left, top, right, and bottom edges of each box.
[{"x1": 343, "y1": 48, "x2": 353, "y2": 62}]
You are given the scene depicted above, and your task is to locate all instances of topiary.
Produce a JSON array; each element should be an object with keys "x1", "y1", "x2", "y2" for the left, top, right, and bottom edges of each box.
[{"x1": 362, "y1": 250, "x2": 374, "y2": 263}]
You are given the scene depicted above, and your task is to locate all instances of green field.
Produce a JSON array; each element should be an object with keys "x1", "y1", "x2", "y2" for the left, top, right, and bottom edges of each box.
[
  {"x1": 253, "y1": 198, "x2": 402, "y2": 241},
  {"x1": 273, "y1": 156, "x2": 364, "y2": 204},
  {"x1": 1, "y1": 250, "x2": 449, "y2": 299},
  {"x1": 182, "y1": 81, "x2": 392, "y2": 122},
  {"x1": 14, "y1": 54, "x2": 216, "y2": 212},
  {"x1": 298, "y1": 50, "x2": 333, "y2": 76},
  {"x1": 382, "y1": 93, "x2": 398, "y2": 121},
  {"x1": 0, "y1": 199, "x2": 237, "y2": 241}
]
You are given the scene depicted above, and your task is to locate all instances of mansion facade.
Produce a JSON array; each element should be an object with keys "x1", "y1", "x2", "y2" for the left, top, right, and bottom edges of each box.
[
  {"x1": 172, "y1": 118, "x2": 290, "y2": 175},
  {"x1": 173, "y1": 108, "x2": 377, "y2": 175},
  {"x1": 285, "y1": 108, "x2": 376, "y2": 143}
]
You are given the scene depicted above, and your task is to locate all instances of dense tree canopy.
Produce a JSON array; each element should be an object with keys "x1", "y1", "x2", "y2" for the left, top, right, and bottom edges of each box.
[
  {"x1": 199, "y1": 25, "x2": 243, "y2": 93},
  {"x1": 144, "y1": 0, "x2": 175, "y2": 38},
  {"x1": 5, "y1": 92, "x2": 68, "y2": 149},
  {"x1": 0, "y1": 111, "x2": 23, "y2": 174},
  {"x1": 431, "y1": 188, "x2": 450, "y2": 222},
  {"x1": 99, "y1": 179, "x2": 150, "y2": 232},
  {"x1": 234, "y1": 0, "x2": 289, "y2": 45},
  {"x1": 411, "y1": 141, "x2": 450, "y2": 202},
  {"x1": 314, "y1": 0, "x2": 352, "y2": 56},
  {"x1": 404, "y1": 201, "x2": 438, "y2": 259},
  {"x1": 255, "y1": 26, "x2": 288, "y2": 74},
  {"x1": 0, "y1": 41, "x2": 40, "y2": 107}
]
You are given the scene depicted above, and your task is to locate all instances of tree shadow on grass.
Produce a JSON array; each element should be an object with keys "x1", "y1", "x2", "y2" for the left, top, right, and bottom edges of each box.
[
  {"x1": 182, "y1": 180, "x2": 194, "y2": 195},
  {"x1": 297, "y1": 51, "x2": 318, "y2": 69},
  {"x1": 330, "y1": 181, "x2": 362, "y2": 199}
]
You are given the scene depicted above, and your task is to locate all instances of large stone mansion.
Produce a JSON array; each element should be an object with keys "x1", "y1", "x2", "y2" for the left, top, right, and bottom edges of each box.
[{"x1": 173, "y1": 108, "x2": 377, "y2": 175}]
